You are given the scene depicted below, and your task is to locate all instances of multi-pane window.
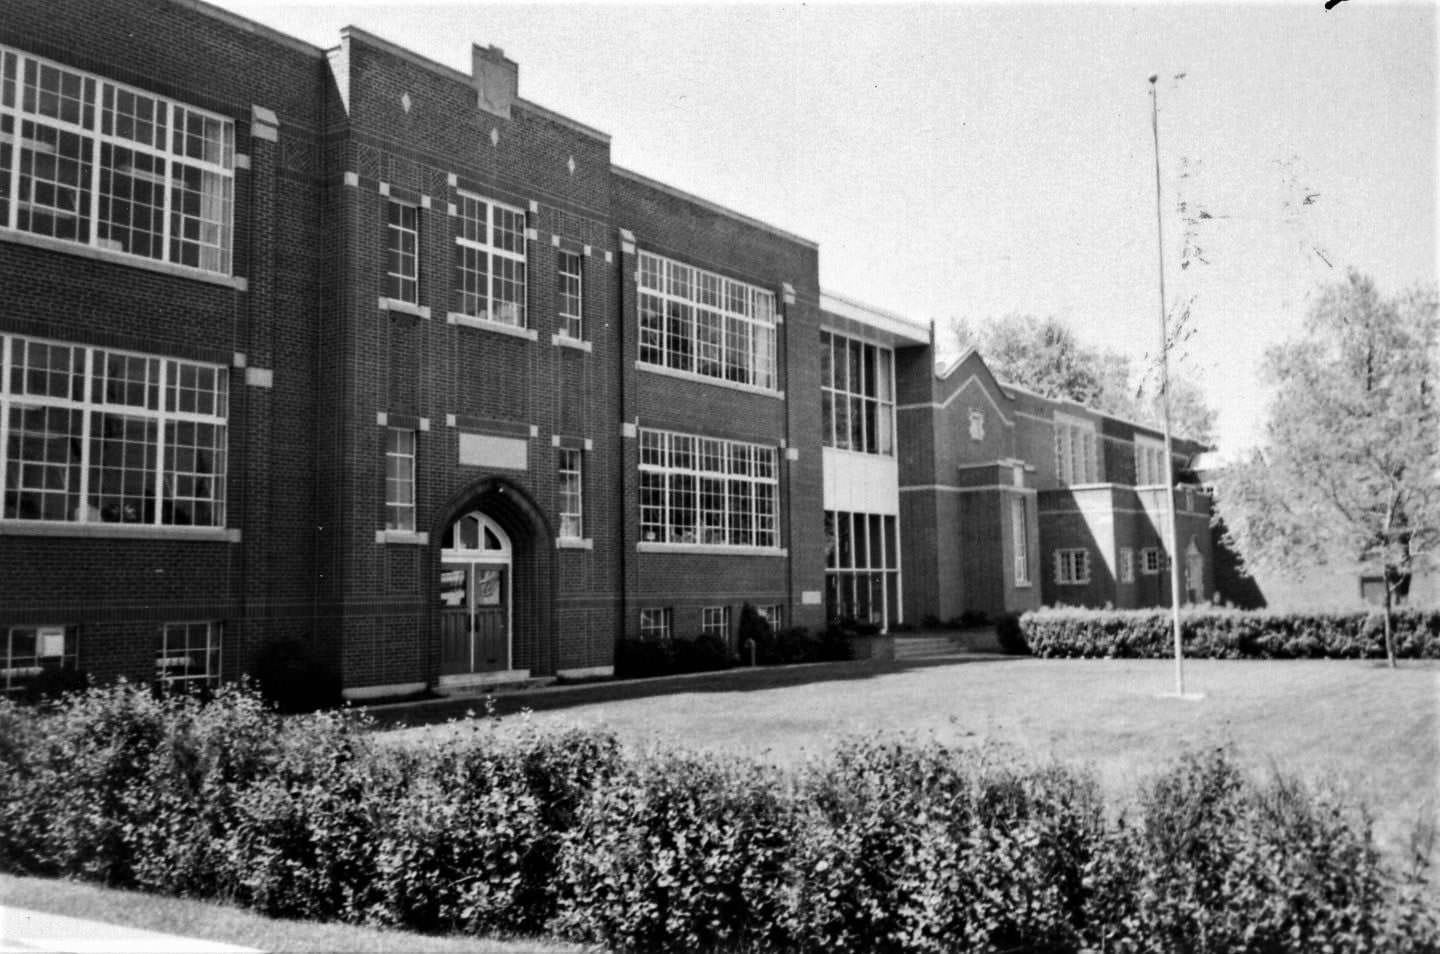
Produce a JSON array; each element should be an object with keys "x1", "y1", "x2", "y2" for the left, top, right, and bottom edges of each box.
[
  {"x1": 825, "y1": 511, "x2": 901, "y2": 630},
  {"x1": 639, "y1": 608, "x2": 672, "y2": 641},
  {"x1": 758, "y1": 604, "x2": 783, "y2": 629},
  {"x1": 0, "y1": 45, "x2": 234, "y2": 273},
  {"x1": 1119, "y1": 547, "x2": 1136, "y2": 583},
  {"x1": 820, "y1": 331, "x2": 894, "y2": 455},
  {"x1": 557, "y1": 250, "x2": 583, "y2": 339},
  {"x1": 1054, "y1": 415, "x2": 1098, "y2": 485},
  {"x1": 1, "y1": 334, "x2": 227, "y2": 527},
  {"x1": 1055, "y1": 548, "x2": 1091, "y2": 585},
  {"x1": 3, "y1": 624, "x2": 77, "y2": 694},
  {"x1": 639, "y1": 429, "x2": 779, "y2": 548},
  {"x1": 1134, "y1": 436, "x2": 1168, "y2": 486},
  {"x1": 558, "y1": 447, "x2": 582, "y2": 538},
  {"x1": 1012, "y1": 496, "x2": 1030, "y2": 586},
  {"x1": 384, "y1": 427, "x2": 415, "y2": 531},
  {"x1": 637, "y1": 251, "x2": 776, "y2": 389},
  {"x1": 1141, "y1": 547, "x2": 1163, "y2": 575},
  {"x1": 384, "y1": 201, "x2": 419, "y2": 304},
  {"x1": 155, "y1": 621, "x2": 220, "y2": 689},
  {"x1": 453, "y1": 192, "x2": 527, "y2": 326},
  {"x1": 701, "y1": 606, "x2": 730, "y2": 639}
]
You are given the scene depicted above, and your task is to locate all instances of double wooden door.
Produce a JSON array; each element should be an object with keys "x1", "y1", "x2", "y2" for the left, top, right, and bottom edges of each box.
[{"x1": 439, "y1": 562, "x2": 508, "y2": 674}]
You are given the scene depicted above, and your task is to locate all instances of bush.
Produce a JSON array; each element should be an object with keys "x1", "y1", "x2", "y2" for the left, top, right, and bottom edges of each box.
[
  {"x1": 0, "y1": 684, "x2": 1434, "y2": 952},
  {"x1": 252, "y1": 636, "x2": 342, "y2": 713},
  {"x1": 779, "y1": 739, "x2": 1107, "y2": 953},
  {"x1": 553, "y1": 752, "x2": 794, "y2": 952},
  {"x1": 994, "y1": 612, "x2": 1029, "y2": 655},
  {"x1": 1020, "y1": 607, "x2": 1440, "y2": 660}
]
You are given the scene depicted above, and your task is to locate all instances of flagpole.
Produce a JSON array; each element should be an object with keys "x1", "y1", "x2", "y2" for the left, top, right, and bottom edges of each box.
[{"x1": 1150, "y1": 74, "x2": 1187, "y2": 697}]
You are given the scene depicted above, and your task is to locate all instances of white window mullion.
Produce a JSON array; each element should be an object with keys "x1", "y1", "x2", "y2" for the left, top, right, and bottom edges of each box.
[
  {"x1": 74, "y1": 346, "x2": 94, "y2": 522},
  {"x1": 152, "y1": 358, "x2": 168, "y2": 525},
  {"x1": 85, "y1": 84, "x2": 103, "y2": 250},
  {"x1": 0, "y1": 335, "x2": 9, "y2": 511},
  {"x1": 159, "y1": 100, "x2": 174, "y2": 265}
]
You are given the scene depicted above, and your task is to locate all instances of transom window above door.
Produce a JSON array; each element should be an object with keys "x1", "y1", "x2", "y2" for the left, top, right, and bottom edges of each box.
[{"x1": 442, "y1": 511, "x2": 511, "y2": 557}]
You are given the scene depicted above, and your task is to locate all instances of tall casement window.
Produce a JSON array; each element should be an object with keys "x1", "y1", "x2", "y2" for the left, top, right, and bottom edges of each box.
[
  {"x1": 384, "y1": 201, "x2": 419, "y2": 304},
  {"x1": 824, "y1": 510, "x2": 901, "y2": 629},
  {"x1": 557, "y1": 250, "x2": 583, "y2": 339},
  {"x1": 1055, "y1": 548, "x2": 1091, "y2": 585},
  {"x1": 701, "y1": 606, "x2": 730, "y2": 639},
  {"x1": 636, "y1": 251, "x2": 777, "y2": 389},
  {"x1": 0, "y1": 45, "x2": 235, "y2": 273},
  {"x1": 820, "y1": 331, "x2": 894, "y2": 455},
  {"x1": 639, "y1": 608, "x2": 672, "y2": 641},
  {"x1": 384, "y1": 427, "x2": 415, "y2": 531},
  {"x1": 1119, "y1": 547, "x2": 1136, "y2": 583},
  {"x1": 1053, "y1": 415, "x2": 1098, "y2": 485},
  {"x1": 453, "y1": 192, "x2": 527, "y2": 327},
  {"x1": 3, "y1": 624, "x2": 78, "y2": 694},
  {"x1": 155, "y1": 621, "x2": 220, "y2": 689},
  {"x1": 558, "y1": 447, "x2": 583, "y2": 538},
  {"x1": 1011, "y1": 496, "x2": 1031, "y2": 586},
  {"x1": 639, "y1": 428, "x2": 779, "y2": 548},
  {"x1": 1134, "y1": 435, "x2": 1168, "y2": 486},
  {"x1": 1, "y1": 334, "x2": 227, "y2": 527}
]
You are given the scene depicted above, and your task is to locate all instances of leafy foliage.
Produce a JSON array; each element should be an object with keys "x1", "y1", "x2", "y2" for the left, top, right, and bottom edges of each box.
[
  {"x1": 0, "y1": 682, "x2": 1435, "y2": 952},
  {"x1": 1020, "y1": 606, "x2": 1440, "y2": 659},
  {"x1": 1217, "y1": 272, "x2": 1440, "y2": 664},
  {"x1": 950, "y1": 312, "x2": 1216, "y2": 442}
]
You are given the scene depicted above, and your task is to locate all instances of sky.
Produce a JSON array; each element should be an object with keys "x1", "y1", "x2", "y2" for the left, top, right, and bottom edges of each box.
[{"x1": 219, "y1": 0, "x2": 1436, "y2": 455}]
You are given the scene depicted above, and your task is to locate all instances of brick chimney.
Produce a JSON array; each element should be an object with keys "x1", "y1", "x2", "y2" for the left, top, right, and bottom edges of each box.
[{"x1": 472, "y1": 44, "x2": 518, "y2": 119}]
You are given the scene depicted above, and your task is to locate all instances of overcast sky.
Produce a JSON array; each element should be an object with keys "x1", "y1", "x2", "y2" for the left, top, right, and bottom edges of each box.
[{"x1": 220, "y1": 0, "x2": 1436, "y2": 454}]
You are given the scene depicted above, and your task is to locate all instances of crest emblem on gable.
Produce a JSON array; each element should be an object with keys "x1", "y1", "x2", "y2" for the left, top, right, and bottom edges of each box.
[{"x1": 968, "y1": 407, "x2": 985, "y2": 441}]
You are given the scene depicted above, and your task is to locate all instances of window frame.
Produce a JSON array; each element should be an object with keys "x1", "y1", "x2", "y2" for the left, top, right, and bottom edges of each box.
[
  {"x1": 557, "y1": 446, "x2": 583, "y2": 539},
  {"x1": 155, "y1": 620, "x2": 221, "y2": 689},
  {"x1": 758, "y1": 604, "x2": 783, "y2": 629},
  {"x1": 824, "y1": 509, "x2": 902, "y2": 629},
  {"x1": 637, "y1": 251, "x2": 777, "y2": 391},
  {"x1": 1141, "y1": 547, "x2": 1163, "y2": 575},
  {"x1": 701, "y1": 605, "x2": 730, "y2": 639},
  {"x1": 1053, "y1": 415, "x2": 1098, "y2": 486},
  {"x1": 1054, "y1": 548, "x2": 1091, "y2": 585},
  {"x1": 1134, "y1": 435, "x2": 1168, "y2": 486},
  {"x1": 639, "y1": 607, "x2": 672, "y2": 641},
  {"x1": 452, "y1": 190, "x2": 528, "y2": 328},
  {"x1": 1011, "y1": 495, "x2": 1031, "y2": 586},
  {"x1": 3, "y1": 623, "x2": 77, "y2": 694},
  {"x1": 638, "y1": 428, "x2": 780, "y2": 550},
  {"x1": 1, "y1": 332, "x2": 228, "y2": 529},
  {"x1": 1119, "y1": 546, "x2": 1136, "y2": 584},
  {"x1": 556, "y1": 248, "x2": 583, "y2": 340},
  {"x1": 384, "y1": 427, "x2": 416, "y2": 532},
  {"x1": 384, "y1": 199, "x2": 420, "y2": 305},
  {"x1": 0, "y1": 44, "x2": 236, "y2": 275},
  {"x1": 820, "y1": 330, "x2": 895, "y2": 456}
]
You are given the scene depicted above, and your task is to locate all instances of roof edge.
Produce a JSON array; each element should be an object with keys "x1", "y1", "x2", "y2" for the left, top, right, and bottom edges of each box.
[{"x1": 612, "y1": 165, "x2": 818, "y2": 250}]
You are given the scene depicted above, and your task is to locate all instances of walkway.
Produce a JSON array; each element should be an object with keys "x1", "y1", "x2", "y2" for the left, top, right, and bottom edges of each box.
[{"x1": 0, "y1": 907, "x2": 260, "y2": 954}]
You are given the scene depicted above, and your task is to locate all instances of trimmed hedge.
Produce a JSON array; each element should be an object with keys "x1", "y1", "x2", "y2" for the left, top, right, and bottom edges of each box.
[
  {"x1": 1020, "y1": 607, "x2": 1440, "y2": 659},
  {"x1": 0, "y1": 682, "x2": 1435, "y2": 952}
]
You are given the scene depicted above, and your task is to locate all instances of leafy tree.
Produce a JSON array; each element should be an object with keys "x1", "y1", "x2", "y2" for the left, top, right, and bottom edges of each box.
[
  {"x1": 1215, "y1": 271, "x2": 1440, "y2": 666},
  {"x1": 950, "y1": 313, "x2": 1216, "y2": 443}
]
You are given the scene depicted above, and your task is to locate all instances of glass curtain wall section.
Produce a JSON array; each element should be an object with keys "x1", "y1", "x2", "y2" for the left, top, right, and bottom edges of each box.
[{"x1": 824, "y1": 510, "x2": 901, "y2": 629}]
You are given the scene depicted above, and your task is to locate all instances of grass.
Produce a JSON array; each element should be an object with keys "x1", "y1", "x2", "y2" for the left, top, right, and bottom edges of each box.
[
  {"x1": 0, "y1": 873, "x2": 591, "y2": 953},
  {"x1": 381, "y1": 656, "x2": 1439, "y2": 862}
]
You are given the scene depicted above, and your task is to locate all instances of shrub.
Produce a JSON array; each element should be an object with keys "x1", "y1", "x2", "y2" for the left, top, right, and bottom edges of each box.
[
  {"x1": 994, "y1": 612, "x2": 1029, "y2": 655},
  {"x1": 779, "y1": 738, "x2": 1108, "y2": 954},
  {"x1": 614, "y1": 636, "x2": 674, "y2": 679},
  {"x1": 1020, "y1": 607, "x2": 1440, "y2": 660},
  {"x1": 553, "y1": 751, "x2": 794, "y2": 952},
  {"x1": 251, "y1": 636, "x2": 342, "y2": 713},
  {"x1": 672, "y1": 633, "x2": 735, "y2": 673}
]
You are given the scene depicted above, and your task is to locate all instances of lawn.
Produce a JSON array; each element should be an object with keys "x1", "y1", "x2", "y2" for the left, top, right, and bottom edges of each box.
[
  {"x1": 381, "y1": 656, "x2": 1439, "y2": 862},
  {"x1": 0, "y1": 873, "x2": 590, "y2": 954}
]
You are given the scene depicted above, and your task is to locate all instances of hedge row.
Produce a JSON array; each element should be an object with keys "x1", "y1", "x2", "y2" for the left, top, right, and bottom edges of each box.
[
  {"x1": 1019, "y1": 607, "x2": 1440, "y2": 659},
  {"x1": 1, "y1": 683, "x2": 1435, "y2": 953}
]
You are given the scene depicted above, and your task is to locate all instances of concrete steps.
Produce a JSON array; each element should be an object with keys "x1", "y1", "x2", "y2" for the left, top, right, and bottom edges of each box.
[{"x1": 891, "y1": 634, "x2": 963, "y2": 659}]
